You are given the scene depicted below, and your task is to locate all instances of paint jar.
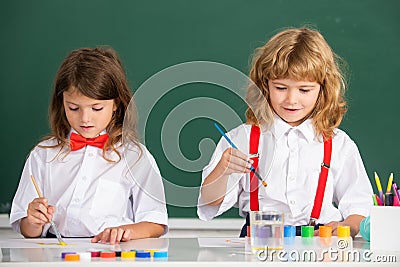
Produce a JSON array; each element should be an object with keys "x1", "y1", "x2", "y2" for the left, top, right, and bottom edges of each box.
[
  {"x1": 250, "y1": 210, "x2": 284, "y2": 253},
  {"x1": 359, "y1": 216, "x2": 370, "y2": 242}
]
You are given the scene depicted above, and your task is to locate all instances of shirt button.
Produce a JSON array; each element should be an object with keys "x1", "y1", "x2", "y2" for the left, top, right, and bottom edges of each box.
[
  {"x1": 289, "y1": 200, "x2": 296, "y2": 205},
  {"x1": 74, "y1": 198, "x2": 80, "y2": 203},
  {"x1": 289, "y1": 176, "x2": 295, "y2": 181},
  {"x1": 88, "y1": 153, "x2": 94, "y2": 157},
  {"x1": 82, "y1": 176, "x2": 87, "y2": 181}
]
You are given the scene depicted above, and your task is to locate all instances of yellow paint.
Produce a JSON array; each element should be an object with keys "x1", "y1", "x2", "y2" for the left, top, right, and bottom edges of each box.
[
  {"x1": 121, "y1": 251, "x2": 136, "y2": 258},
  {"x1": 224, "y1": 239, "x2": 245, "y2": 244},
  {"x1": 37, "y1": 242, "x2": 73, "y2": 246}
]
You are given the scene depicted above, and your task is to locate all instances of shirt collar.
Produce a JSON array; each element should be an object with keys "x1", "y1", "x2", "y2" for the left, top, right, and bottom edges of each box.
[
  {"x1": 271, "y1": 114, "x2": 315, "y2": 143},
  {"x1": 270, "y1": 114, "x2": 292, "y2": 140}
]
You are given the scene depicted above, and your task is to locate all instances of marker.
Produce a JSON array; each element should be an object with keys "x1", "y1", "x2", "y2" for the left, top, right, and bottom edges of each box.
[
  {"x1": 375, "y1": 194, "x2": 383, "y2": 206},
  {"x1": 214, "y1": 122, "x2": 267, "y2": 187},
  {"x1": 386, "y1": 173, "x2": 393, "y2": 193},
  {"x1": 30, "y1": 175, "x2": 66, "y2": 246},
  {"x1": 372, "y1": 194, "x2": 378, "y2": 206},
  {"x1": 374, "y1": 172, "x2": 384, "y2": 203},
  {"x1": 385, "y1": 193, "x2": 394, "y2": 206},
  {"x1": 393, "y1": 195, "x2": 400, "y2": 207},
  {"x1": 393, "y1": 183, "x2": 400, "y2": 202},
  {"x1": 392, "y1": 184, "x2": 400, "y2": 206}
]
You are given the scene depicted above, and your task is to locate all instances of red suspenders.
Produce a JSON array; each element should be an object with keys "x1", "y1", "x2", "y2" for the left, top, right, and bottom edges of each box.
[
  {"x1": 249, "y1": 125, "x2": 332, "y2": 225},
  {"x1": 309, "y1": 137, "x2": 332, "y2": 225},
  {"x1": 249, "y1": 125, "x2": 261, "y2": 211}
]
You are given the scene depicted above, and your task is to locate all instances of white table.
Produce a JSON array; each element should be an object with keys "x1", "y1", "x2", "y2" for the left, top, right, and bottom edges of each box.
[{"x1": 0, "y1": 237, "x2": 399, "y2": 266}]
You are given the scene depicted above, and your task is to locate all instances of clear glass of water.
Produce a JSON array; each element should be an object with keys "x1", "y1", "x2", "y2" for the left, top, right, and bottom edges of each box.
[{"x1": 250, "y1": 210, "x2": 284, "y2": 253}]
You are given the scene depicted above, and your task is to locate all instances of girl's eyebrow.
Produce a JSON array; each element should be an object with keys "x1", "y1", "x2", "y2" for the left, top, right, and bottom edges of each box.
[
  {"x1": 64, "y1": 101, "x2": 78, "y2": 105},
  {"x1": 65, "y1": 100, "x2": 104, "y2": 106}
]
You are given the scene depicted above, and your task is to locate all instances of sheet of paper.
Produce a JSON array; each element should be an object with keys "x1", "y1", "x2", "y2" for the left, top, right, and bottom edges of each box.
[
  {"x1": 197, "y1": 237, "x2": 245, "y2": 248},
  {"x1": 0, "y1": 238, "x2": 111, "y2": 249},
  {"x1": 0, "y1": 237, "x2": 169, "y2": 251}
]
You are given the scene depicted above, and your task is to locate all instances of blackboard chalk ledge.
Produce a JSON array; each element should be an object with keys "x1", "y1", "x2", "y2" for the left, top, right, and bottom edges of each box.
[{"x1": 0, "y1": 214, "x2": 9, "y2": 228}]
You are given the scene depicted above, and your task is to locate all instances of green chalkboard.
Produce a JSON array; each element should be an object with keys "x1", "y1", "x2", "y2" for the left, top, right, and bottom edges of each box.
[{"x1": 1, "y1": 0, "x2": 399, "y2": 218}]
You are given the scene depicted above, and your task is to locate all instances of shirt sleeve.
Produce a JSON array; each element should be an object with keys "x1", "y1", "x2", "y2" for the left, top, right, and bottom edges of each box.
[
  {"x1": 9, "y1": 148, "x2": 50, "y2": 237},
  {"x1": 332, "y1": 137, "x2": 374, "y2": 219},
  {"x1": 197, "y1": 136, "x2": 244, "y2": 221},
  {"x1": 127, "y1": 146, "x2": 169, "y2": 233}
]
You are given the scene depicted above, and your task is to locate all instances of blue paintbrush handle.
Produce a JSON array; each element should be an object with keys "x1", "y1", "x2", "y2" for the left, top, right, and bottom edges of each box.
[
  {"x1": 213, "y1": 122, "x2": 267, "y2": 187},
  {"x1": 214, "y1": 122, "x2": 238, "y2": 149}
]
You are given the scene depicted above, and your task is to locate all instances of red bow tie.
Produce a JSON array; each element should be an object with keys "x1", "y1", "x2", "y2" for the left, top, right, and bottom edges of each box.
[{"x1": 70, "y1": 132, "x2": 109, "y2": 151}]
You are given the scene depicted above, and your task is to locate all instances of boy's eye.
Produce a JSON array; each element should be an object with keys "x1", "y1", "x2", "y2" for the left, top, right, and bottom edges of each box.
[
  {"x1": 68, "y1": 107, "x2": 78, "y2": 111},
  {"x1": 276, "y1": 86, "x2": 286, "y2": 90},
  {"x1": 92, "y1": 107, "x2": 103, "y2": 111},
  {"x1": 300, "y1": 89, "x2": 310, "y2": 93}
]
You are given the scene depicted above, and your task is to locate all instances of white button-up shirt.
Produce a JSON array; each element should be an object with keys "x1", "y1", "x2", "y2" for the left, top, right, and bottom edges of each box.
[
  {"x1": 10, "y1": 135, "x2": 168, "y2": 237},
  {"x1": 198, "y1": 116, "x2": 373, "y2": 225}
]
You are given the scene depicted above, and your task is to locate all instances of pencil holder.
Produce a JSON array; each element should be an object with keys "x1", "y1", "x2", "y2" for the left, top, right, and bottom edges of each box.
[{"x1": 370, "y1": 206, "x2": 400, "y2": 252}]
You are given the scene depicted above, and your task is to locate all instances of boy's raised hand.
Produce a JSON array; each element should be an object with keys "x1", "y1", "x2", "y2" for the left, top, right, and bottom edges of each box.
[
  {"x1": 200, "y1": 148, "x2": 253, "y2": 206},
  {"x1": 216, "y1": 148, "x2": 253, "y2": 176}
]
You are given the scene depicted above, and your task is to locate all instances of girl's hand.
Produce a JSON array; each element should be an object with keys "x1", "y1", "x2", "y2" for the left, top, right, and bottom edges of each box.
[
  {"x1": 216, "y1": 148, "x2": 253, "y2": 176},
  {"x1": 91, "y1": 226, "x2": 132, "y2": 245},
  {"x1": 26, "y1": 197, "x2": 55, "y2": 227}
]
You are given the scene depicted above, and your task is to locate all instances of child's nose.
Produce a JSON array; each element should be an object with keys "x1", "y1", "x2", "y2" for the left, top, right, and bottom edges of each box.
[
  {"x1": 286, "y1": 90, "x2": 297, "y2": 104},
  {"x1": 80, "y1": 110, "x2": 90, "y2": 122}
]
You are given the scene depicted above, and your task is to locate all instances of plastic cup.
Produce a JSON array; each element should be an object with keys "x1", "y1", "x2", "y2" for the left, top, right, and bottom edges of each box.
[{"x1": 249, "y1": 210, "x2": 284, "y2": 253}]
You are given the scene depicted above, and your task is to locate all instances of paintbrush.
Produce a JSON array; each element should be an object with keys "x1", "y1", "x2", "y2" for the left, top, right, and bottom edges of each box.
[
  {"x1": 214, "y1": 122, "x2": 267, "y2": 187},
  {"x1": 30, "y1": 175, "x2": 66, "y2": 246}
]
